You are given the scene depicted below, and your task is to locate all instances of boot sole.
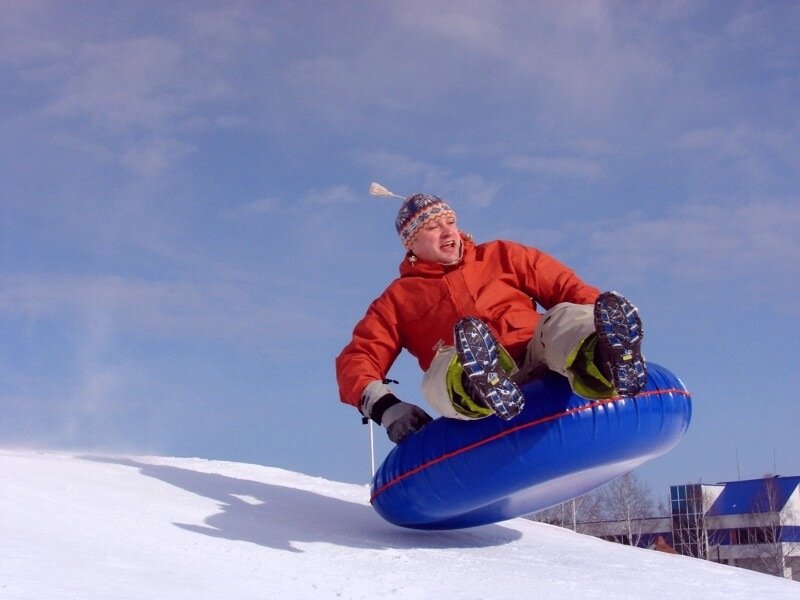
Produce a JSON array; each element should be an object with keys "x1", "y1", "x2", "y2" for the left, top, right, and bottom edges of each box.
[
  {"x1": 594, "y1": 292, "x2": 647, "y2": 397},
  {"x1": 454, "y1": 317, "x2": 524, "y2": 420}
]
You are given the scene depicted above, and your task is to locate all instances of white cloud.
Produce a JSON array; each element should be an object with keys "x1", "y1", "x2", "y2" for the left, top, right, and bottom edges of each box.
[
  {"x1": 4, "y1": 5, "x2": 273, "y2": 176},
  {"x1": 0, "y1": 274, "x2": 331, "y2": 348},
  {"x1": 236, "y1": 197, "x2": 283, "y2": 215},
  {"x1": 0, "y1": 1, "x2": 68, "y2": 67},
  {"x1": 183, "y1": 5, "x2": 274, "y2": 49},
  {"x1": 584, "y1": 200, "x2": 800, "y2": 293},
  {"x1": 304, "y1": 185, "x2": 358, "y2": 206},
  {"x1": 390, "y1": 2, "x2": 504, "y2": 51},
  {"x1": 503, "y1": 155, "x2": 603, "y2": 179},
  {"x1": 355, "y1": 151, "x2": 502, "y2": 207},
  {"x1": 121, "y1": 137, "x2": 195, "y2": 177},
  {"x1": 357, "y1": 151, "x2": 442, "y2": 188},
  {"x1": 43, "y1": 38, "x2": 190, "y2": 131},
  {"x1": 8, "y1": 1, "x2": 792, "y2": 188},
  {"x1": 674, "y1": 125, "x2": 799, "y2": 184},
  {"x1": 445, "y1": 175, "x2": 502, "y2": 208}
]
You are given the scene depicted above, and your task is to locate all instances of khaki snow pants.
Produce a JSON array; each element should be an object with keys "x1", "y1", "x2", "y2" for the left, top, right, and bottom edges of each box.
[{"x1": 422, "y1": 302, "x2": 595, "y2": 419}]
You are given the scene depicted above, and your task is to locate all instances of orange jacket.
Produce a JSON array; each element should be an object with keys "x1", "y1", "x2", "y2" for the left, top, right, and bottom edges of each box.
[{"x1": 335, "y1": 236, "x2": 599, "y2": 409}]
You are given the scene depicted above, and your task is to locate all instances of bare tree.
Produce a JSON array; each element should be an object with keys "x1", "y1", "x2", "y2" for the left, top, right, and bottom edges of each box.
[
  {"x1": 746, "y1": 475, "x2": 799, "y2": 578},
  {"x1": 673, "y1": 486, "x2": 726, "y2": 561},
  {"x1": 592, "y1": 472, "x2": 655, "y2": 546},
  {"x1": 528, "y1": 493, "x2": 600, "y2": 533},
  {"x1": 529, "y1": 472, "x2": 657, "y2": 545}
]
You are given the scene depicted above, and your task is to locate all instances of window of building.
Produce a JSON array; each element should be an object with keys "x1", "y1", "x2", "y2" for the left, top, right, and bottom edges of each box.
[
  {"x1": 728, "y1": 527, "x2": 779, "y2": 545},
  {"x1": 670, "y1": 484, "x2": 708, "y2": 558}
]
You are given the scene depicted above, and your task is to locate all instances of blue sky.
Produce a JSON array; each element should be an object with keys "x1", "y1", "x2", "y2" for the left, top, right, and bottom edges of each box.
[{"x1": 1, "y1": 2, "x2": 798, "y2": 502}]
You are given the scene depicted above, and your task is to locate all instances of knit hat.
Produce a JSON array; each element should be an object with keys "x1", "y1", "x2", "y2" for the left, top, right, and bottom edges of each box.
[
  {"x1": 395, "y1": 193, "x2": 456, "y2": 247},
  {"x1": 369, "y1": 183, "x2": 456, "y2": 248}
]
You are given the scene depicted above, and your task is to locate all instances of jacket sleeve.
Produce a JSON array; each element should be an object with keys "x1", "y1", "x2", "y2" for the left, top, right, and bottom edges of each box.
[
  {"x1": 335, "y1": 291, "x2": 403, "y2": 411},
  {"x1": 511, "y1": 242, "x2": 600, "y2": 308}
]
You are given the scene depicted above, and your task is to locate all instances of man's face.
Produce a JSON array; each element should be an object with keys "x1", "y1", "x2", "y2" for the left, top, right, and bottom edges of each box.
[{"x1": 408, "y1": 215, "x2": 462, "y2": 264}]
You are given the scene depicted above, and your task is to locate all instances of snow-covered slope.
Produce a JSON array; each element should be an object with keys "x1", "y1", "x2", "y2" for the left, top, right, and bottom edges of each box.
[{"x1": 1, "y1": 450, "x2": 797, "y2": 599}]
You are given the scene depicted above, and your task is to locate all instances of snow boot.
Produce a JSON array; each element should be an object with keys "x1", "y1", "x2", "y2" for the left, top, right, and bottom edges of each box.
[
  {"x1": 593, "y1": 291, "x2": 647, "y2": 397},
  {"x1": 454, "y1": 316, "x2": 524, "y2": 420}
]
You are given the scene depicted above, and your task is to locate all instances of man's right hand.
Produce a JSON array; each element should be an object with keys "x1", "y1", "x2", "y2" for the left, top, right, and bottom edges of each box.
[{"x1": 369, "y1": 394, "x2": 433, "y2": 443}]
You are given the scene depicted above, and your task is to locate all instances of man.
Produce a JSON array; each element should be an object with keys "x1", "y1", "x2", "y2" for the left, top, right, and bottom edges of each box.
[{"x1": 336, "y1": 188, "x2": 646, "y2": 443}]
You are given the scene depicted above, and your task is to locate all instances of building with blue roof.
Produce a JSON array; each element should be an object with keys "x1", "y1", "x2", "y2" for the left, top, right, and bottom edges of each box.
[{"x1": 580, "y1": 475, "x2": 800, "y2": 580}]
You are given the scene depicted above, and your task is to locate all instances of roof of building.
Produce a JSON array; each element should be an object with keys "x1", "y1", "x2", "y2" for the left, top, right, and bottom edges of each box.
[{"x1": 708, "y1": 476, "x2": 800, "y2": 516}]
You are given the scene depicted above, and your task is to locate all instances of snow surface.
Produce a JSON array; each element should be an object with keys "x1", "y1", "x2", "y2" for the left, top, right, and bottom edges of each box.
[{"x1": 1, "y1": 450, "x2": 797, "y2": 599}]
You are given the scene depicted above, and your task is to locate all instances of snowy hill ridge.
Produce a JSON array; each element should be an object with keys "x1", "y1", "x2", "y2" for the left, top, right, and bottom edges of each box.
[{"x1": 2, "y1": 450, "x2": 797, "y2": 599}]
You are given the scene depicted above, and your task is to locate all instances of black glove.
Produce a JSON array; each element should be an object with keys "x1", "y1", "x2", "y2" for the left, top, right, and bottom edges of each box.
[{"x1": 369, "y1": 394, "x2": 433, "y2": 443}]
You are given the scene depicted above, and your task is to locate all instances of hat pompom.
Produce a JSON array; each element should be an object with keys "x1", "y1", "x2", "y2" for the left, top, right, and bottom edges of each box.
[{"x1": 369, "y1": 182, "x2": 404, "y2": 199}]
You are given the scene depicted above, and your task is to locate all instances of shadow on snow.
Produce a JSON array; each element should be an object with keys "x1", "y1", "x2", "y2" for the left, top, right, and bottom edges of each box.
[{"x1": 81, "y1": 455, "x2": 522, "y2": 553}]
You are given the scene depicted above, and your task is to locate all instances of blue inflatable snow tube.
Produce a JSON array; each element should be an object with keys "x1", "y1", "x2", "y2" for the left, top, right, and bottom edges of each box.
[{"x1": 371, "y1": 362, "x2": 691, "y2": 530}]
